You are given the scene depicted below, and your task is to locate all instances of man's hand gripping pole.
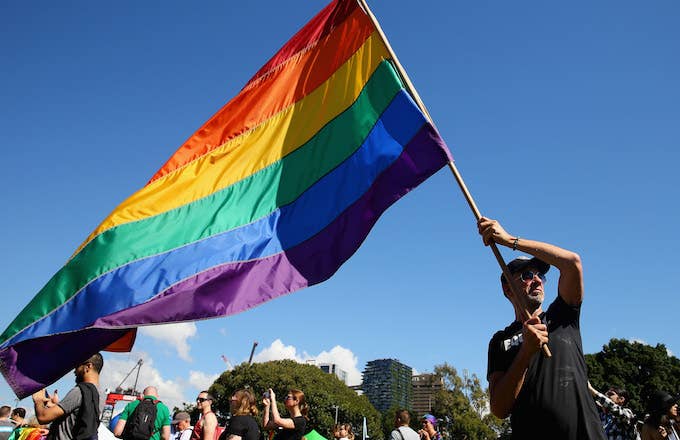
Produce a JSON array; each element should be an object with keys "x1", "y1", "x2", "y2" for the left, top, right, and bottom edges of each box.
[{"x1": 447, "y1": 162, "x2": 552, "y2": 358}]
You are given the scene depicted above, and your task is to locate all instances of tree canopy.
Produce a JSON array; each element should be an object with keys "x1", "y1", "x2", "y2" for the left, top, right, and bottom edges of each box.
[
  {"x1": 209, "y1": 360, "x2": 382, "y2": 440},
  {"x1": 586, "y1": 338, "x2": 680, "y2": 415},
  {"x1": 430, "y1": 363, "x2": 504, "y2": 440}
]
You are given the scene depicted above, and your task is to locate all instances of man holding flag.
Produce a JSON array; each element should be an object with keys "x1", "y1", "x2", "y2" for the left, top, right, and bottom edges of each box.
[{"x1": 480, "y1": 217, "x2": 605, "y2": 439}]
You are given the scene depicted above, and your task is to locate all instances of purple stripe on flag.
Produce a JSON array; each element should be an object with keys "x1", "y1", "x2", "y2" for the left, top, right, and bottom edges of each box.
[
  {"x1": 0, "y1": 328, "x2": 132, "y2": 398},
  {"x1": 94, "y1": 123, "x2": 448, "y2": 327}
]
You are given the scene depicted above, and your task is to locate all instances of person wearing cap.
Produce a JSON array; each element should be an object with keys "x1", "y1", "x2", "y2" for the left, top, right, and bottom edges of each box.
[
  {"x1": 418, "y1": 415, "x2": 441, "y2": 440},
  {"x1": 171, "y1": 412, "x2": 193, "y2": 440},
  {"x1": 479, "y1": 217, "x2": 606, "y2": 440},
  {"x1": 641, "y1": 391, "x2": 679, "y2": 440}
]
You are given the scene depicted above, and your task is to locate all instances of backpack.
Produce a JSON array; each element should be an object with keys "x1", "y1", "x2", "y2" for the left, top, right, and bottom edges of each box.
[
  {"x1": 122, "y1": 398, "x2": 159, "y2": 440},
  {"x1": 71, "y1": 382, "x2": 100, "y2": 440}
]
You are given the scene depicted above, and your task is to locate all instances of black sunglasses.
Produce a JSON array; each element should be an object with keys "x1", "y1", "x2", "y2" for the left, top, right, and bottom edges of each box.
[
  {"x1": 518, "y1": 271, "x2": 546, "y2": 283},
  {"x1": 196, "y1": 397, "x2": 210, "y2": 403}
]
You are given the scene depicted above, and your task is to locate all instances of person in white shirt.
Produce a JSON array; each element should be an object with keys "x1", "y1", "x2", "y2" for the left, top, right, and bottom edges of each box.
[
  {"x1": 390, "y1": 410, "x2": 419, "y2": 440},
  {"x1": 171, "y1": 412, "x2": 192, "y2": 440}
]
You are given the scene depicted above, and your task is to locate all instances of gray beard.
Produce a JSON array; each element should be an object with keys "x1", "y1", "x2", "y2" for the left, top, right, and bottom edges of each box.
[{"x1": 526, "y1": 296, "x2": 542, "y2": 313}]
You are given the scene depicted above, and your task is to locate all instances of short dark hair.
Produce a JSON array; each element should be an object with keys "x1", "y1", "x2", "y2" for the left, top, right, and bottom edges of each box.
[
  {"x1": 395, "y1": 409, "x2": 410, "y2": 425},
  {"x1": 609, "y1": 387, "x2": 629, "y2": 404},
  {"x1": 84, "y1": 353, "x2": 104, "y2": 373},
  {"x1": 199, "y1": 390, "x2": 215, "y2": 401},
  {"x1": 11, "y1": 408, "x2": 25, "y2": 418}
]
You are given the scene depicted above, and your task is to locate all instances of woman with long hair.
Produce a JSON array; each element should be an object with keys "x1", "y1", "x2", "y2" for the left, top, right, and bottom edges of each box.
[
  {"x1": 337, "y1": 423, "x2": 354, "y2": 440},
  {"x1": 642, "y1": 391, "x2": 679, "y2": 440},
  {"x1": 263, "y1": 389, "x2": 308, "y2": 440},
  {"x1": 219, "y1": 389, "x2": 260, "y2": 440}
]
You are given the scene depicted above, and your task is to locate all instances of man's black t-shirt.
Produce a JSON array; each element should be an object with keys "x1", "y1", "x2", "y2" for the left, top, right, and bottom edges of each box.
[
  {"x1": 487, "y1": 295, "x2": 606, "y2": 440},
  {"x1": 274, "y1": 417, "x2": 306, "y2": 440},
  {"x1": 219, "y1": 415, "x2": 259, "y2": 440}
]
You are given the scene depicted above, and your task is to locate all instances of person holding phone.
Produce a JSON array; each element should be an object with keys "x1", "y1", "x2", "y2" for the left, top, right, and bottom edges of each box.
[
  {"x1": 262, "y1": 389, "x2": 307, "y2": 440},
  {"x1": 31, "y1": 353, "x2": 103, "y2": 440}
]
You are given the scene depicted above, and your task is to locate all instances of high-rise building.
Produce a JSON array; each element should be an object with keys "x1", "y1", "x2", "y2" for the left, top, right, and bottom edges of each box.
[
  {"x1": 412, "y1": 373, "x2": 444, "y2": 416},
  {"x1": 319, "y1": 363, "x2": 348, "y2": 383},
  {"x1": 307, "y1": 360, "x2": 349, "y2": 384},
  {"x1": 362, "y1": 359, "x2": 413, "y2": 412}
]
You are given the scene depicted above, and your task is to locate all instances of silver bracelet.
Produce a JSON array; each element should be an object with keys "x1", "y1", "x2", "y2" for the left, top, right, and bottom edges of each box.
[{"x1": 512, "y1": 237, "x2": 520, "y2": 251}]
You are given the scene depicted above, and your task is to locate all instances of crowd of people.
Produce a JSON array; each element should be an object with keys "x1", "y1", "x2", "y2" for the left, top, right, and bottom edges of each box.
[
  {"x1": 4, "y1": 384, "x2": 680, "y2": 440},
  {"x1": 7, "y1": 370, "x2": 310, "y2": 440}
]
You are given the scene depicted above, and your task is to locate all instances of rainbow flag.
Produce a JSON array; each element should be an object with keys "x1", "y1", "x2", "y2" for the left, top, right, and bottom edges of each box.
[{"x1": 0, "y1": 0, "x2": 451, "y2": 397}]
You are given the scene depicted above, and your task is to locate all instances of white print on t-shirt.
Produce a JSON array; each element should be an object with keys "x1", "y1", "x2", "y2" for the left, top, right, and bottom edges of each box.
[{"x1": 503, "y1": 333, "x2": 523, "y2": 351}]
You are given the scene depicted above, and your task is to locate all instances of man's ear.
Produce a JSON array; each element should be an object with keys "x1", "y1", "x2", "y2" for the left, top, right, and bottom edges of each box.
[{"x1": 501, "y1": 282, "x2": 512, "y2": 299}]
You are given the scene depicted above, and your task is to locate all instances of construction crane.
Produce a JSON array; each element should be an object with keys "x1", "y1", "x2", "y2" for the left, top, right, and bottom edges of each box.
[
  {"x1": 100, "y1": 359, "x2": 143, "y2": 426},
  {"x1": 221, "y1": 341, "x2": 258, "y2": 370},
  {"x1": 248, "y1": 341, "x2": 258, "y2": 365}
]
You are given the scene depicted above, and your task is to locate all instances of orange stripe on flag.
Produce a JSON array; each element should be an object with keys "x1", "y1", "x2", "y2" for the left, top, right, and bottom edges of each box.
[
  {"x1": 104, "y1": 329, "x2": 137, "y2": 352},
  {"x1": 148, "y1": 6, "x2": 374, "y2": 183}
]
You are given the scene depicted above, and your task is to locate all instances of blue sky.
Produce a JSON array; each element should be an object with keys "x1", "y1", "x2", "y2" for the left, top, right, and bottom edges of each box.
[{"x1": 1, "y1": 0, "x2": 679, "y2": 412}]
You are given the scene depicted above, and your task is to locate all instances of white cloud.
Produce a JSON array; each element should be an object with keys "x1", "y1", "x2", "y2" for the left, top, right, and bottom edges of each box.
[
  {"x1": 629, "y1": 338, "x2": 648, "y2": 346},
  {"x1": 100, "y1": 340, "x2": 363, "y2": 414},
  {"x1": 188, "y1": 371, "x2": 221, "y2": 391},
  {"x1": 139, "y1": 322, "x2": 197, "y2": 362},
  {"x1": 312, "y1": 346, "x2": 363, "y2": 386},
  {"x1": 252, "y1": 339, "x2": 363, "y2": 386},
  {"x1": 253, "y1": 339, "x2": 302, "y2": 363},
  {"x1": 101, "y1": 352, "x2": 187, "y2": 411}
]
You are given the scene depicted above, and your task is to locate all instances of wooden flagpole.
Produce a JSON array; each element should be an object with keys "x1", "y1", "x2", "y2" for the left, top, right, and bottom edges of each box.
[{"x1": 356, "y1": 0, "x2": 551, "y2": 357}]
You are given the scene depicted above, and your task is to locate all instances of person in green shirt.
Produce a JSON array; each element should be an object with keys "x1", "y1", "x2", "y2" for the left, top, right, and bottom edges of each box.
[{"x1": 114, "y1": 386, "x2": 171, "y2": 440}]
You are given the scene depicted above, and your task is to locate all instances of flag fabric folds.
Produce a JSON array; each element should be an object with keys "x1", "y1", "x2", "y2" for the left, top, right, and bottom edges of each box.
[{"x1": 0, "y1": 0, "x2": 452, "y2": 398}]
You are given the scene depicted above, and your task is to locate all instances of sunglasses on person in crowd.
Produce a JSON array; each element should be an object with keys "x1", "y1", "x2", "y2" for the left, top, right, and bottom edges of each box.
[{"x1": 196, "y1": 397, "x2": 210, "y2": 403}]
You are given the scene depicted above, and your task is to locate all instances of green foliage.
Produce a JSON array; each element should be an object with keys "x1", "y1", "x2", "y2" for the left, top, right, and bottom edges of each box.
[
  {"x1": 585, "y1": 338, "x2": 680, "y2": 415},
  {"x1": 209, "y1": 360, "x2": 382, "y2": 440},
  {"x1": 430, "y1": 363, "x2": 500, "y2": 440}
]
